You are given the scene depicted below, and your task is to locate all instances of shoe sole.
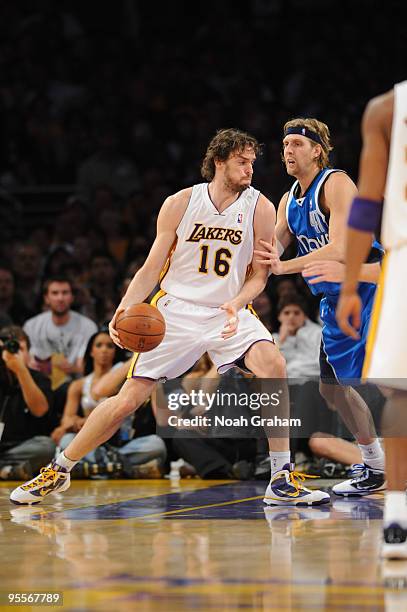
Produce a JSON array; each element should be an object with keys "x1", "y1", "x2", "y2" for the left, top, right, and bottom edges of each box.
[
  {"x1": 263, "y1": 497, "x2": 331, "y2": 507},
  {"x1": 333, "y1": 487, "x2": 386, "y2": 497},
  {"x1": 10, "y1": 499, "x2": 42, "y2": 506},
  {"x1": 381, "y1": 544, "x2": 407, "y2": 560},
  {"x1": 9, "y1": 481, "x2": 71, "y2": 506}
]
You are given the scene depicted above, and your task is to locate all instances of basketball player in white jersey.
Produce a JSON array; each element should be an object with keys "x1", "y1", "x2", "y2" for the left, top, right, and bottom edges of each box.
[
  {"x1": 337, "y1": 82, "x2": 407, "y2": 559},
  {"x1": 11, "y1": 128, "x2": 329, "y2": 507}
]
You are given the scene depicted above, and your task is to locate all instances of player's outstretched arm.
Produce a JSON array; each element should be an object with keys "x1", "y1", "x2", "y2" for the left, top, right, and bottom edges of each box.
[
  {"x1": 109, "y1": 188, "x2": 191, "y2": 346},
  {"x1": 302, "y1": 260, "x2": 381, "y2": 285}
]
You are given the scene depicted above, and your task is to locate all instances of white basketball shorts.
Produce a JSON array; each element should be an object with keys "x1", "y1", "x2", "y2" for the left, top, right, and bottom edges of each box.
[
  {"x1": 363, "y1": 245, "x2": 407, "y2": 388},
  {"x1": 127, "y1": 291, "x2": 274, "y2": 381}
]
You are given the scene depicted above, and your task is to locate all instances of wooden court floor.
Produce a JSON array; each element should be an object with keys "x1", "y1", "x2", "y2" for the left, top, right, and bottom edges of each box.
[{"x1": 1, "y1": 478, "x2": 406, "y2": 611}]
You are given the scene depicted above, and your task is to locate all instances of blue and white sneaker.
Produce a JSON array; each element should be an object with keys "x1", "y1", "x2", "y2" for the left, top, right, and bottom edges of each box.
[
  {"x1": 382, "y1": 524, "x2": 407, "y2": 559},
  {"x1": 332, "y1": 463, "x2": 386, "y2": 497},
  {"x1": 263, "y1": 464, "x2": 330, "y2": 506},
  {"x1": 10, "y1": 463, "x2": 70, "y2": 505}
]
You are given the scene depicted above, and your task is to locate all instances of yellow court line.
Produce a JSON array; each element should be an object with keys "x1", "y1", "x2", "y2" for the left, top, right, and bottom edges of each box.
[{"x1": 134, "y1": 494, "x2": 265, "y2": 521}]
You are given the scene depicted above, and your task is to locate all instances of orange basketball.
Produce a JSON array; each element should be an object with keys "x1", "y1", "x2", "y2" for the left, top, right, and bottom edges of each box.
[{"x1": 116, "y1": 303, "x2": 166, "y2": 353}]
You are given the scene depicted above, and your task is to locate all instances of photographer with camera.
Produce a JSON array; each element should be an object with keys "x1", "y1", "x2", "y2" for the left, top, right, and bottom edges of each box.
[{"x1": 0, "y1": 325, "x2": 55, "y2": 481}]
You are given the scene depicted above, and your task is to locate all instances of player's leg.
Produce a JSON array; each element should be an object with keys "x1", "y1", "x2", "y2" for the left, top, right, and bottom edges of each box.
[
  {"x1": 319, "y1": 347, "x2": 385, "y2": 496},
  {"x1": 381, "y1": 390, "x2": 407, "y2": 559},
  {"x1": 245, "y1": 341, "x2": 330, "y2": 506},
  {"x1": 10, "y1": 378, "x2": 155, "y2": 505}
]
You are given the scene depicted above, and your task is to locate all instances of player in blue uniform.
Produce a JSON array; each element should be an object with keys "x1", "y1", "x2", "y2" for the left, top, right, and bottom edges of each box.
[{"x1": 256, "y1": 118, "x2": 386, "y2": 495}]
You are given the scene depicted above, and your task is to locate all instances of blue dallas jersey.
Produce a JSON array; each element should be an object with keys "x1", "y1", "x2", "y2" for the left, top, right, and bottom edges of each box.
[{"x1": 286, "y1": 168, "x2": 384, "y2": 382}]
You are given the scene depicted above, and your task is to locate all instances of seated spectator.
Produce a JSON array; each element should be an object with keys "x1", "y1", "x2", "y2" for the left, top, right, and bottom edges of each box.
[
  {"x1": 0, "y1": 325, "x2": 55, "y2": 480},
  {"x1": 0, "y1": 263, "x2": 34, "y2": 326},
  {"x1": 96, "y1": 207, "x2": 130, "y2": 265},
  {"x1": 11, "y1": 242, "x2": 43, "y2": 313},
  {"x1": 153, "y1": 354, "x2": 256, "y2": 480},
  {"x1": 42, "y1": 246, "x2": 76, "y2": 280},
  {"x1": 53, "y1": 329, "x2": 166, "y2": 478},
  {"x1": 87, "y1": 252, "x2": 120, "y2": 326},
  {"x1": 252, "y1": 290, "x2": 275, "y2": 333},
  {"x1": 50, "y1": 196, "x2": 89, "y2": 252},
  {"x1": 76, "y1": 127, "x2": 139, "y2": 201},
  {"x1": 23, "y1": 276, "x2": 97, "y2": 389},
  {"x1": 274, "y1": 292, "x2": 321, "y2": 379}
]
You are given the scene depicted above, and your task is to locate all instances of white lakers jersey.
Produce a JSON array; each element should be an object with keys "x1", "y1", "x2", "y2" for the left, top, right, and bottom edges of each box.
[
  {"x1": 161, "y1": 183, "x2": 260, "y2": 307},
  {"x1": 382, "y1": 80, "x2": 407, "y2": 249}
]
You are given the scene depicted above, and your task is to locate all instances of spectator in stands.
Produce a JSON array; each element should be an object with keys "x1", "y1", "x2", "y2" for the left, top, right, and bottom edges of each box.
[
  {"x1": 0, "y1": 264, "x2": 34, "y2": 326},
  {"x1": 11, "y1": 242, "x2": 43, "y2": 313},
  {"x1": 275, "y1": 293, "x2": 321, "y2": 378},
  {"x1": 87, "y1": 252, "x2": 120, "y2": 327},
  {"x1": 23, "y1": 276, "x2": 97, "y2": 389},
  {"x1": 53, "y1": 329, "x2": 166, "y2": 478},
  {"x1": 76, "y1": 126, "x2": 139, "y2": 201},
  {"x1": 154, "y1": 354, "x2": 256, "y2": 480},
  {"x1": 0, "y1": 325, "x2": 55, "y2": 480},
  {"x1": 96, "y1": 207, "x2": 130, "y2": 266},
  {"x1": 50, "y1": 196, "x2": 89, "y2": 252},
  {"x1": 252, "y1": 291, "x2": 275, "y2": 333},
  {"x1": 42, "y1": 246, "x2": 76, "y2": 280}
]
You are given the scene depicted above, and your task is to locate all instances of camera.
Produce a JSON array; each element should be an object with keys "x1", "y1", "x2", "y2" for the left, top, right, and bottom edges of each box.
[
  {"x1": 0, "y1": 333, "x2": 20, "y2": 390},
  {"x1": 0, "y1": 334, "x2": 20, "y2": 354}
]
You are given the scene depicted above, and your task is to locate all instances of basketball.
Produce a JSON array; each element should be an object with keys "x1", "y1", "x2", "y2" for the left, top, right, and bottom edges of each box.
[{"x1": 115, "y1": 303, "x2": 166, "y2": 353}]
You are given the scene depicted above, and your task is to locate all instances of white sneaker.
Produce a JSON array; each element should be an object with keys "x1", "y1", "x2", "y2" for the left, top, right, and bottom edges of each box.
[
  {"x1": 332, "y1": 463, "x2": 386, "y2": 497},
  {"x1": 10, "y1": 464, "x2": 71, "y2": 505},
  {"x1": 263, "y1": 464, "x2": 330, "y2": 506}
]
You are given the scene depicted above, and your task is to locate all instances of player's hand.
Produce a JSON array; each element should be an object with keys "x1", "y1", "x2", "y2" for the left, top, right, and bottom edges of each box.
[
  {"x1": 109, "y1": 307, "x2": 125, "y2": 348},
  {"x1": 220, "y1": 302, "x2": 239, "y2": 339},
  {"x1": 254, "y1": 239, "x2": 283, "y2": 275},
  {"x1": 51, "y1": 425, "x2": 67, "y2": 445},
  {"x1": 336, "y1": 291, "x2": 362, "y2": 340},
  {"x1": 303, "y1": 261, "x2": 345, "y2": 283},
  {"x1": 278, "y1": 321, "x2": 296, "y2": 344}
]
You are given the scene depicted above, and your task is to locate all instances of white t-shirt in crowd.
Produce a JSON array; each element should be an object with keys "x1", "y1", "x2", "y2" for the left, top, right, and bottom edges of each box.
[{"x1": 24, "y1": 310, "x2": 98, "y2": 363}]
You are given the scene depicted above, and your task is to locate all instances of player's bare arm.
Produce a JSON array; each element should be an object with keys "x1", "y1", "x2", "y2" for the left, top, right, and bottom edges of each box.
[
  {"x1": 302, "y1": 260, "x2": 381, "y2": 285},
  {"x1": 221, "y1": 194, "x2": 275, "y2": 339},
  {"x1": 337, "y1": 91, "x2": 392, "y2": 338},
  {"x1": 254, "y1": 192, "x2": 292, "y2": 272},
  {"x1": 109, "y1": 188, "x2": 192, "y2": 345},
  {"x1": 274, "y1": 192, "x2": 293, "y2": 252}
]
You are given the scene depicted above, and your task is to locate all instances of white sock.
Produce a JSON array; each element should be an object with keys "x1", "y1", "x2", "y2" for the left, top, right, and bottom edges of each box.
[
  {"x1": 53, "y1": 451, "x2": 78, "y2": 472},
  {"x1": 358, "y1": 440, "x2": 385, "y2": 470},
  {"x1": 269, "y1": 451, "x2": 291, "y2": 476},
  {"x1": 384, "y1": 491, "x2": 407, "y2": 529}
]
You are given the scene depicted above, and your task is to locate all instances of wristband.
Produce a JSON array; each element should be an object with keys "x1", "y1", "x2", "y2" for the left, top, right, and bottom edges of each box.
[{"x1": 348, "y1": 196, "x2": 383, "y2": 233}]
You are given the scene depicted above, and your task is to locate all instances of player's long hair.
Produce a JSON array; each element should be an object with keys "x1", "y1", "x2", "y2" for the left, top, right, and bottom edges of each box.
[
  {"x1": 283, "y1": 118, "x2": 333, "y2": 168},
  {"x1": 201, "y1": 128, "x2": 262, "y2": 181}
]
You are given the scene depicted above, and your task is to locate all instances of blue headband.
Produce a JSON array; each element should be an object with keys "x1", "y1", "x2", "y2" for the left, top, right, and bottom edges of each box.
[{"x1": 284, "y1": 126, "x2": 323, "y2": 145}]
